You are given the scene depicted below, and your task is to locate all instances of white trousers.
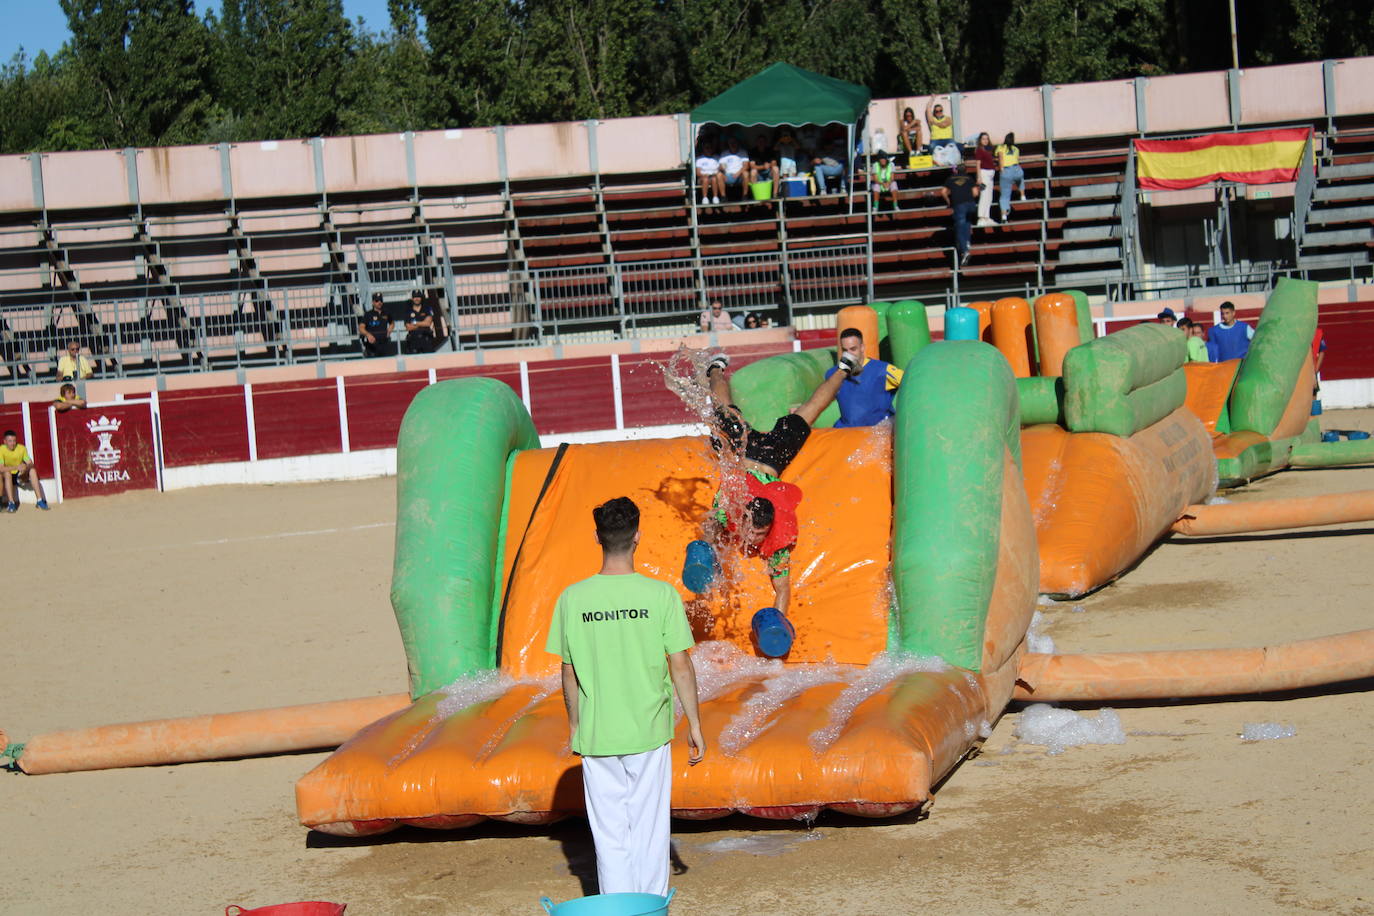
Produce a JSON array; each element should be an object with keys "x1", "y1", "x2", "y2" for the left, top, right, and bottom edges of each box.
[
  {"x1": 977, "y1": 168, "x2": 996, "y2": 221},
  {"x1": 581, "y1": 742, "x2": 672, "y2": 896}
]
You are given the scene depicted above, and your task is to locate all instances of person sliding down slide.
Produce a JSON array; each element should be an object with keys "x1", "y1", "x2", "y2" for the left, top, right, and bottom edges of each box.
[{"x1": 682, "y1": 351, "x2": 856, "y2": 620}]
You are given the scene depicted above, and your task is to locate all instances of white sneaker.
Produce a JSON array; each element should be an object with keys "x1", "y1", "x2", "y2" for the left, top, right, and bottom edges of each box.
[
  {"x1": 712, "y1": 196, "x2": 720, "y2": 204},
  {"x1": 707, "y1": 352, "x2": 730, "y2": 373},
  {"x1": 976, "y1": 218, "x2": 993, "y2": 227},
  {"x1": 838, "y1": 352, "x2": 861, "y2": 375},
  {"x1": 701, "y1": 196, "x2": 710, "y2": 205}
]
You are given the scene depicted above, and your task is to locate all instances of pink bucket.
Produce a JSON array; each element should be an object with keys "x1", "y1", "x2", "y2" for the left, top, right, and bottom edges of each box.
[{"x1": 225, "y1": 903, "x2": 346, "y2": 916}]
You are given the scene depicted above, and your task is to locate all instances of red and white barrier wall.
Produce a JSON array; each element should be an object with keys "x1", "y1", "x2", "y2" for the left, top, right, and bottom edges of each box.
[{"x1": 0, "y1": 341, "x2": 795, "y2": 502}]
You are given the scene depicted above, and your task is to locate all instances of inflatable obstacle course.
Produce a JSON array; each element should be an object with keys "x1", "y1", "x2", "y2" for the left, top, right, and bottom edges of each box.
[{"x1": 7, "y1": 281, "x2": 1373, "y2": 834}]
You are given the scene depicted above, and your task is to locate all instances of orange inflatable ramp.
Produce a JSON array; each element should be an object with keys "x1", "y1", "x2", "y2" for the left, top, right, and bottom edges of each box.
[
  {"x1": 296, "y1": 428, "x2": 997, "y2": 835},
  {"x1": 1182, "y1": 360, "x2": 1240, "y2": 435},
  {"x1": 1023, "y1": 407, "x2": 1215, "y2": 596}
]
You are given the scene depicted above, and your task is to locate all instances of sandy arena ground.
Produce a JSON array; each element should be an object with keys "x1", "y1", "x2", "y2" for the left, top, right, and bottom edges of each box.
[{"x1": 4, "y1": 408, "x2": 1373, "y2": 915}]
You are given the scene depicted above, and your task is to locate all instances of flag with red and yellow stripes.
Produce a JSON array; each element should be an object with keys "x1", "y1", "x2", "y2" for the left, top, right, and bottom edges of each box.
[{"x1": 1134, "y1": 128, "x2": 1311, "y2": 190}]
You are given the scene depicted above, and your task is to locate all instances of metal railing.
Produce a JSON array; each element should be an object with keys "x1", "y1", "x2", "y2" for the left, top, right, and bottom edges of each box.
[{"x1": 1292, "y1": 132, "x2": 1317, "y2": 258}]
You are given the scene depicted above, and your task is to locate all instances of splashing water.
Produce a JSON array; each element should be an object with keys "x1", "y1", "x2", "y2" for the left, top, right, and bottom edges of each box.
[
  {"x1": 808, "y1": 651, "x2": 948, "y2": 754},
  {"x1": 718, "y1": 661, "x2": 851, "y2": 756}
]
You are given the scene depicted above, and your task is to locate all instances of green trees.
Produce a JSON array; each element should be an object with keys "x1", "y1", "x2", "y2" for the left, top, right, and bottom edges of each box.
[{"x1": 0, "y1": 0, "x2": 1368, "y2": 155}]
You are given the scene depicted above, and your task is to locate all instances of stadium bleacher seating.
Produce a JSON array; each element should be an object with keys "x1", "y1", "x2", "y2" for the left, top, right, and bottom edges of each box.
[{"x1": 3, "y1": 58, "x2": 1374, "y2": 385}]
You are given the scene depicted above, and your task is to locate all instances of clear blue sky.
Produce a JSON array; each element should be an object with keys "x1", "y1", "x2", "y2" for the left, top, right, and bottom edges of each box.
[{"x1": 4, "y1": 0, "x2": 396, "y2": 64}]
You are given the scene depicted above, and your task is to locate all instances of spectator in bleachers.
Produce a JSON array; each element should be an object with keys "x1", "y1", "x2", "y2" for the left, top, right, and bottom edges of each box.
[
  {"x1": 57, "y1": 340, "x2": 94, "y2": 381},
  {"x1": 869, "y1": 152, "x2": 899, "y2": 212},
  {"x1": 973, "y1": 133, "x2": 997, "y2": 227},
  {"x1": 1206, "y1": 301, "x2": 1253, "y2": 362},
  {"x1": 899, "y1": 107, "x2": 924, "y2": 162},
  {"x1": 811, "y1": 138, "x2": 846, "y2": 195},
  {"x1": 747, "y1": 133, "x2": 780, "y2": 197},
  {"x1": 1, "y1": 318, "x2": 31, "y2": 380},
  {"x1": 1, "y1": 429, "x2": 48, "y2": 511},
  {"x1": 775, "y1": 131, "x2": 800, "y2": 178},
  {"x1": 403, "y1": 290, "x2": 438, "y2": 354},
  {"x1": 995, "y1": 133, "x2": 1025, "y2": 224},
  {"x1": 718, "y1": 137, "x2": 750, "y2": 201},
  {"x1": 359, "y1": 292, "x2": 394, "y2": 357},
  {"x1": 927, "y1": 98, "x2": 959, "y2": 166},
  {"x1": 743, "y1": 312, "x2": 763, "y2": 330},
  {"x1": 695, "y1": 141, "x2": 724, "y2": 205},
  {"x1": 1156, "y1": 307, "x2": 1177, "y2": 324},
  {"x1": 700, "y1": 300, "x2": 736, "y2": 333},
  {"x1": 52, "y1": 383, "x2": 86, "y2": 412},
  {"x1": 939, "y1": 163, "x2": 980, "y2": 267},
  {"x1": 1175, "y1": 317, "x2": 1209, "y2": 362}
]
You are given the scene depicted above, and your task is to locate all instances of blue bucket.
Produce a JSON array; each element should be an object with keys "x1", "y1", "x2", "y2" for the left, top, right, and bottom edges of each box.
[
  {"x1": 1322, "y1": 430, "x2": 1341, "y2": 443},
  {"x1": 1349, "y1": 430, "x2": 1370, "y2": 440},
  {"x1": 1312, "y1": 399, "x2": 1323, "y2": 416},
  {"x1": 682, "y1": 540, "x2": 716, "y2": 593},
  {"x1": 540, "y1": 888, "x2": 675, "y2": 916},
  {"x1": 751, "y1": 607, "x2": 795, "y2": 657}
]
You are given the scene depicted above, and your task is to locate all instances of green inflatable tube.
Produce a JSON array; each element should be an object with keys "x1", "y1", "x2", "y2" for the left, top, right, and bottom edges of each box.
[
  {"x1": 892, "y1": 341, "x2": 1021, "y2": 670},
  {"x1": 1290, "y1": 438, "x2": 1374, "y2": 468},
  {"x1": 1017, "y1": 376, "x2": 1065, "y2": 426},
  {"x1": 730, "y1": 348, "x2": 840, "y2": 430},
  {"x1": 391, "y1": 378, "x2": 540, "y2": 697},
  {"x1": 887, "y1": 300, "x2": 932, "y2": 371},
  {"x1": 1229, "y1": 277, "x2": 1318, "y2": 436},
  {"x1": 1063, "y1": 322, "x2": 1187, "y2": 437},
  {"x1": 1061, "y1": 289, "x2": 1094, "y2": 343}
]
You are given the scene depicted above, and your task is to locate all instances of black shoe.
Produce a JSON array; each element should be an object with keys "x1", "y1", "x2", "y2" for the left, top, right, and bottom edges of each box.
[
  {"x1": 707, "y1": 353, "x2": 730, "y2": 374},
  {"x1": 838, "y1": 352, "x2": 861, "y2": 375}
]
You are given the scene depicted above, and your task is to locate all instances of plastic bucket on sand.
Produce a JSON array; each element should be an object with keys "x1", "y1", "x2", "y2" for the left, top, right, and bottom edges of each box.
[
  {"x1": 749, "y1": 181, "x2": 772, "y2": 201},
  {"x1": 540, "y1": 888, "x2": 675, "y2": 915},
  {"x1": 226, "y1": 904, "x2": 345, "y2": 916}
]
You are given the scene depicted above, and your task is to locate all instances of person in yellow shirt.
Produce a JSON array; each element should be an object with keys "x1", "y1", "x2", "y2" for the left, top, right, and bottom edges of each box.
[
  {"x1": 0, "y1": 429, "x2": 49, "y2": 511},
  {"x1": 57, "y1": 340, "x2": 94, "y2": 381},
  {"x1": 995, "y1": 132, "x2": 1026, "y2": 224},
  {"x1": 926, "y1": 97, "x2": 956, "y2": 159},
  {"x1": 53, "y1": 383, "x2": 87, "y2": 413}
]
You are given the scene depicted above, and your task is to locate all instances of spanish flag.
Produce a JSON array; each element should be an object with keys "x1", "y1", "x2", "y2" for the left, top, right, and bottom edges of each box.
[{"x1": 1135, "y1": 128, "x2": 1311, "y2": 190}]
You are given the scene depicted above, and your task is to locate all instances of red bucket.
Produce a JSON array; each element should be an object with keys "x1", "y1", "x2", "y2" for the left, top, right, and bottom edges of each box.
[{"x1": 225, "y1": 904, "x2": 345, "y2": 915}]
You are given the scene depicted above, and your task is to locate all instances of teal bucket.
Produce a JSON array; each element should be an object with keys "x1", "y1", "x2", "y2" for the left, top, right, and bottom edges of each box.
[{"x1": 540, "y1": 889, "x2": 675, "y2": 916}]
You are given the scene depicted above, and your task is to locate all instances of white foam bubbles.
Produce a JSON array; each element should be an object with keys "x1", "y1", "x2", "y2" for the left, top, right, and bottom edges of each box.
[
  {"x1": 1241, "y1": 722, "x2": 1296, "y2": 741},
  {"x1": 1013, "y1": 703, "x2": 1126, "y2": 756},
  {"x1": 1026, "y1": 610, "x2": 1055, "y2": 654}
]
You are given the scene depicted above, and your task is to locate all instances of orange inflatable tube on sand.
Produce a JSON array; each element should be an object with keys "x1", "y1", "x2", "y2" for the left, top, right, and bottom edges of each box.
[
  {"x1": 8, "y1": 694, "x2": 410, "y2": 775},
  {"x1": 1172, "y1": 490, "x2": 1374, "y2": 536},
  {"x1": 1015, "y1": 628, "x2": 1374, "y2": 701}
]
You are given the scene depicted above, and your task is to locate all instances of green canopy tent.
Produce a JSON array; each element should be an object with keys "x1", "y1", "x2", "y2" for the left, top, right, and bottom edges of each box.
[
  {"x1": 690, "y1": 61, "x2": 872, "y2": 132},
  {"x1": 688, "y1": 62, "x2": 876, "y2": 302},
  {"x1": 690, "y1": 63, "x2": 871, "y2": 189}
]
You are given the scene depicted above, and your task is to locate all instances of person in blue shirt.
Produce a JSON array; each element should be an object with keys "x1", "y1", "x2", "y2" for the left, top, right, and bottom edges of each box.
[
  {"x1": 1206, "y1": 301, "x2": 1254, "y2": 362},
  {"x1": 823, "y1": 328, "x2": 904, "y2": 427}
]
